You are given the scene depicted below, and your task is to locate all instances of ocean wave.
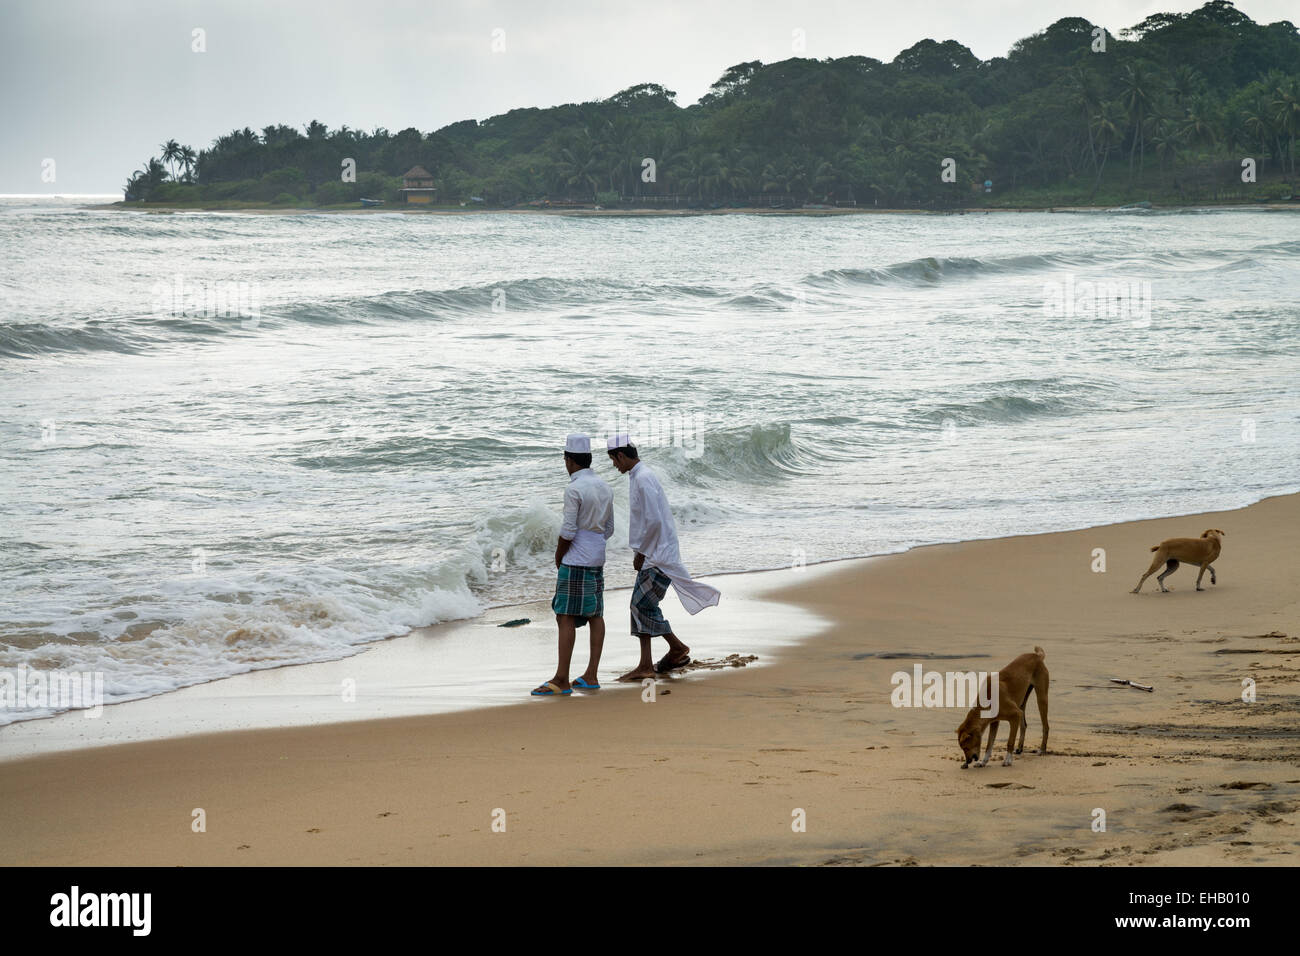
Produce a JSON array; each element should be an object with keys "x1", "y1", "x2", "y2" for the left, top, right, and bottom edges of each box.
[
  {"x1": 0, "y1": 570, "x2": 483, "y2": 726},
  {"x1": 806, "y1": 253, "x2": 1101, "y2": 289},
  {"x1": 0, "y1": 276, "x2": 729, "y2": 357},
  {"x1": 652, "y1": 421, "x2": 818, "y2": 486},
  {"x1": 0, "y1": 321, "x2": 148, "y2": 358},
  {"x1": 289, "y1": 434, "x2": 522, "y2": 471},
  {"x1": 802, "y1": 240, "x2": 1300, "y2": 290},
  {"x1": 7, "y1": 236, "x2": 1296, "y2": 358},
  {"x1": 916, "y1": 377, "x2": 1118, "y2": 426}
]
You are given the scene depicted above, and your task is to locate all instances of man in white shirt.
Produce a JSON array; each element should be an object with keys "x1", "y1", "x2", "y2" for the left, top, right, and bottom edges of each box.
[
  {"x1": 606, "y1": 433, "x2": 720, "y2": 682},
  {"x1": 533, "y1": 433, "x2": 615, "y2": 696}
]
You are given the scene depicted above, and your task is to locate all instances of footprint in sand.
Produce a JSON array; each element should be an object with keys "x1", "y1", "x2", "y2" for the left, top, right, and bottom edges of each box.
[{"x1": 306, "y1": 828, "x2": 321, "y2": 833}]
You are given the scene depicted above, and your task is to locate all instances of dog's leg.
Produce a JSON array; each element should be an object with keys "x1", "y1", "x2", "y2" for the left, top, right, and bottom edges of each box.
[
  {"x1": 1015, "y1": 686, "x2": 1032, "y2": 754},
  {"x1": 1132, "y1": 553, "x2": 1165, "y2": 593},
  {"x1": 1156, "y1": 558, "x2": 1179, "y2": 592},
  {"x1": 978, "y1": 721, "x2": 998, "y2": 767},
  {"x1": 1034, "y1": 681, "x2": 1049, "y2": 754},
  {"x1": 1209, "y1": 563, "x2": 1217, "y2": 586},
  {"x1": 1195, "y1": 561, "x2": 1209, "y2": 591},
  {"x1": 1002, "y1": 707, "x2": 1022, "y2": 766}
]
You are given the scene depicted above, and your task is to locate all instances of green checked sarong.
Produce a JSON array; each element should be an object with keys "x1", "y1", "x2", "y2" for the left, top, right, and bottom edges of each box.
[
  {"x1": 629, "y1": 566, "x2": 673, "y2": 637},
  {"x1": 551, "y1": 564, "x2": 604, "y2": 627}
]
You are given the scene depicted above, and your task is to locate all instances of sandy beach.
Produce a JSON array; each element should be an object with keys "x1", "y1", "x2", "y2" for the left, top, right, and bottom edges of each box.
[{"x1": 2, "y1": 494, "x2": 1296, "y2": 867}]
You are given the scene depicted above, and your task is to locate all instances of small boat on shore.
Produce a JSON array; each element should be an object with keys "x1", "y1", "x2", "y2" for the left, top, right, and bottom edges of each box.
[{"x1": 359, "y1": 198, "x2": 384, "y2": 207}]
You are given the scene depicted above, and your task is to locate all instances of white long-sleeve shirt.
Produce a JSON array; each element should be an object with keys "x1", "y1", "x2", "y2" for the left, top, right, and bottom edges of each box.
[
  {"x1": 560, "y1": 468, "x2": 614, "y2": 567},
  {"x1": 627, "y1": 461, "x2": 720, "y2": 614}
]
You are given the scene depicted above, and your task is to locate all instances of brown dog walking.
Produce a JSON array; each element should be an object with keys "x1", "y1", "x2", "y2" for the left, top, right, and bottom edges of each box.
[{"x1": 1131, "y1": 529, "x2": 1224, "y2": 593}]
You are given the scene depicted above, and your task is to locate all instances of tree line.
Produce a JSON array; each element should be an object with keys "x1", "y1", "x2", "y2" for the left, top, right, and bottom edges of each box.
[{"x1": 125, "y1": 2, "x2": 1300, "y2": 208}]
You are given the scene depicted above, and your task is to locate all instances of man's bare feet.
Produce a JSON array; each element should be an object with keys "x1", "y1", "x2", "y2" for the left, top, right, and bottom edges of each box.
[{"x1": 617, "y1": 666, "x2": 656, "y2": 682}]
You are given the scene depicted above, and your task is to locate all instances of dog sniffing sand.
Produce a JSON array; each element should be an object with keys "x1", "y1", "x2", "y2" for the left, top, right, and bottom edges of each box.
[{"x1": 956, "y1": 647, "x2": 1049, "y2": 768}]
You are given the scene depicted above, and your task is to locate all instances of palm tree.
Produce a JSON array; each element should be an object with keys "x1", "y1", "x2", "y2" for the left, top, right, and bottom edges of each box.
[
  {"x1": 693, "y1": 151, "x2": 724, "y2": 201},
  {"x1": 1273, "y1": 76, "x2": 1300, "y2": 179},
  {"x1": 1067, "y1": 67, "x2": 1103, "y2": 180},
  {"x1": 812, "y1": 159, "x2": 839, "y2": 201},
  {"x1": 1088, "y1": 100, "x2": 1124, "y2": 200},
  {"x1": 555, "y1": 130, "x2": 601, "y2": 201},
  {"x1": 126, "y1": 156, "x2": 170, "y2": 200},
  {"x1": 1179, "y1": 98, "x2": 1217, "y2": 155},
  {"x1": 1167, "y1": 66, "x2": 1204, "y2": 109},
  {"x1": 1244, "y1": 93, "x2": 1278, "y2": 160},
  {"x1": 722, "y1": 150, "x2": 759, "y2": 201},
  {"x1": 160, "y1": 140, "x2": 182, "y2": 180},
  {"x1": 179, "y1": 146, "x2": 197, "y2": 183},
  {"x1": 636, "y1": 123, "x2": 682, "y2": 198},
  {"x1": 1120, "y1": 63, "x2": 1155, "y2": 183},
  {"x1": 1148, "y1": 116, "x2": 1183, "y2": 181}
]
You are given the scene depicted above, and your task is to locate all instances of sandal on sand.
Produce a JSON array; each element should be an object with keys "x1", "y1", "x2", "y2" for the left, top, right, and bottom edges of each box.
[
  {"x1": 573, "y1": 677, "x2": 601, "y2": 689},
  {"x1": 531, "y1": 682, "x2": 572, "y2": 696},
  {"x1": 654, "y1": 654, "x2": 691, "y2": 674}
]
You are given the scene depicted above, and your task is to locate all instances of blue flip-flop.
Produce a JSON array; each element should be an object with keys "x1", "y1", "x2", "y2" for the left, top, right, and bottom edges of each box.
[
  {"x1": 531, "y1": 682, "x2": 572, "y2": 696},
  {"x1": 573, "y1": 677, "x2": 601, "y2": 690}
]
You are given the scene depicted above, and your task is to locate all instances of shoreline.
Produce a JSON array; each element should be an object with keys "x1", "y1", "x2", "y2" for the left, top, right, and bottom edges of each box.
[
  {"x1": 0, "y1": 565, "x2": 835, "y2": 761},
  {"x1": 2, "y1": 493, "x2": 1296, "y2": 865},
  {"x1": 3, "y1": 490, "x2": 1293, "y2": 749},
  {"x1": 80, "y1": 200, "x2": 1300, "y2": 216}
]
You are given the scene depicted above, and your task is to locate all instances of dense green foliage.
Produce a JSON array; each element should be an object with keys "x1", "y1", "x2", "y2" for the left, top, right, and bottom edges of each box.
[{"x1": 125, "y1": 2, "x2": 1300, "y2": 208}]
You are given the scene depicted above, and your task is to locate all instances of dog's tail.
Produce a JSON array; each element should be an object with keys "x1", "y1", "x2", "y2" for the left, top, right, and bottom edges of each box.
[{"x1": 1033, "y1": 646, "x2": 1045, "y2": 659}]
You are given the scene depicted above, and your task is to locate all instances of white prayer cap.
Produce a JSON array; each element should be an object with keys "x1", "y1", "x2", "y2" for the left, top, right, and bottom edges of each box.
[
  {"x1": 565, "y1": 433, "x2": 591, "y2": 454},
  {"x1": 606, "y1": 433, "x2": 631, "y2": 450}
]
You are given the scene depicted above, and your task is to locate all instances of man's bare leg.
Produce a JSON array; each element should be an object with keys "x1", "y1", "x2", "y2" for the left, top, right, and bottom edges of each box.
[
  {"x1": 577, "y1": 615, "x2": 605, "y2": 685},
  {"x1": 661, "y1": 631, "x2": 690, "y2": 666},
  {"x1": 617, "y1": 636, "x2": 657, "y2": 682},
  {"x1": 538, "y1": 614, "x2": 577, "y2": 692}
]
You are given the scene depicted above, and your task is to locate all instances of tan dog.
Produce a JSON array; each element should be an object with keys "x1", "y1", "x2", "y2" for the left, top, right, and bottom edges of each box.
[
  {"x1": 1131, "y1": 529, "x2": 1224, "y2": 593},
  {"x1": 956, "y1": 647, "x2": 1049, "y2": 768}
]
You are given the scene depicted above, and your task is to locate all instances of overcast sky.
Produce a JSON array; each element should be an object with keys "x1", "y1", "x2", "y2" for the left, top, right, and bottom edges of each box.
[{"x1": 3, "y1": 0, "x2": 1296, "y2": 194}]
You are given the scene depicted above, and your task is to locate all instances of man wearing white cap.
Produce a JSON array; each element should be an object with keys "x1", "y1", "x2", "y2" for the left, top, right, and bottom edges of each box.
[
  {"x1": 533, "y1": 433, "x2": 615, "y2": 696},
  {"x1": 606, "y1": 433, "x2": 720, "y2": 681}
]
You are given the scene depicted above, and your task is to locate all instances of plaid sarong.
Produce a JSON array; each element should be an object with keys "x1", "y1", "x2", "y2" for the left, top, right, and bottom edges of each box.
[
  {"x1": 552, "y1": 564, "x2": 604, "y2": 627},
  {"x1": 630, "y1": 566, "x2": 672, "y2": 637}
]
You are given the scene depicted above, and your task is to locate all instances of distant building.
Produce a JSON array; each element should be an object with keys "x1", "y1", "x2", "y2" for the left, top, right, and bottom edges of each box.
[{"x1": 401, "y1": 165, "x2": 436, "y2": 204}]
